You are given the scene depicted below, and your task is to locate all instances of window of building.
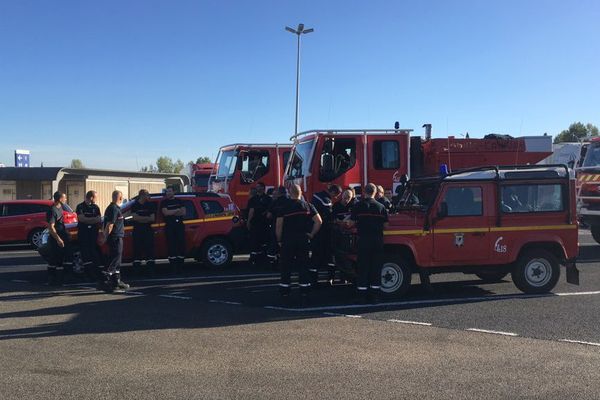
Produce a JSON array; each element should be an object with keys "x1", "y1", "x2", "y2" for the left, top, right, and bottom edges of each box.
[
  {"x1": 501, "y1": 184, "x2": 564, "y2": 213},
  {"x1": 240, "y1": 151, "x2": 269, "y2": 184},
  {"x1": 319, "y1": 138, "x2": 356, "y2": 182},
  {"x1": 442, "y1": 187, "x2": 483, "y2": 216},
  {"x1": 373, "y1": 140, "x2": 400, "y2": 169}
]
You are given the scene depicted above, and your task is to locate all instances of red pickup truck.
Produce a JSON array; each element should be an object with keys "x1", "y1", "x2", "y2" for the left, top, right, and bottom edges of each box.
[{"x1": 333, "y1": 165, "x2": 579, "y2": 296}]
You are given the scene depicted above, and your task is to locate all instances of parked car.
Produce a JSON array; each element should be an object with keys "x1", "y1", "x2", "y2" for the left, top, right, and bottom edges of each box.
[
  {"x1": 0, "y1": 200, "x2": 78, "y2": 248},
  {"x1": 66, "y1": 192, "x2": 244, "y2": 268}
]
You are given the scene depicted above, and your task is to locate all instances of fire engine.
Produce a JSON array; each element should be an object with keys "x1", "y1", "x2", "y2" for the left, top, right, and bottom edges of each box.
[
  {"x1": 191, "y1": 163, "x2": 215, "y2": 192},
  {"x1": 333, "y1": 165, "x2": 579, "y2": 296},
  {"x1": 576, "y1": 136, "x2": 600, "y2": 243},
  {"x1": 284, "y1": 124, "x2": 553, "y2": 202},
  {"x1": 208, "y1": 143, "x2": 292, "y2": 210}
]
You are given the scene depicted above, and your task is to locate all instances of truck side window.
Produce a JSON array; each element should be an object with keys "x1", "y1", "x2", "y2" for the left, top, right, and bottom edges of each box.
[
  {"x1": 373, "y1": 140, "x2": 400, "y2": 169},
  {"x1": 501, "y1": 184, "x2": 563, "y2": 213},
  {"x1": 240, "y1": 151, "x2": 270, "y2": 184},
  {"x1": 201, "y1": 200, "x2": 224, "y2": 215},
  {"x1": 183, "y1": 201, "x2": 198, "y2": 220},
  {"x1": 319, "y1": 138, "x2": 356, "y2": 182},
  {"x1": 442, "y1": 187, "x2": 483, "y2": 216}
]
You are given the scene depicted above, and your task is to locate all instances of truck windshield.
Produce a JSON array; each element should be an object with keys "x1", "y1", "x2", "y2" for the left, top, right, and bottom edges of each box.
[
  {"x1": 582, "y1": 142, "x2": 600, "y2": 168},
  {"x1": 216, "y1": 150, "x2": 238, "y2": 178},
  {"x1": 398, "y1": 181, "x2": 438, "y2": 210},
  {"x1": 287, "y1": 139, "x2": 315, "y2": 179}
]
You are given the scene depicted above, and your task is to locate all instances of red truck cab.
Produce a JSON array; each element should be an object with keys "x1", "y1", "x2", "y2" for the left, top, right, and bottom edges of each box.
[
  {"x1": 284, "y1": 127, "x2": 552, "y2": 202},
  {"x1": 191, "y1": 163, "x2": 216, "y2": 192},
  {"x1": 209, "y1": 143, "x2": 292, "y2": 211},
  {"x1": 333, "y1": 165, "x2": 579, "y2": 296},
  {"x1": 576, "y1": 137, "x2": 600, "y2": 243}
]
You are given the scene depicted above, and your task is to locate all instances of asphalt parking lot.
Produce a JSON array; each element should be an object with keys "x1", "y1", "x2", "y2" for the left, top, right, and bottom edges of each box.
[{"x1": 1, "y1": 230, "x2": 599, "y2": 399}]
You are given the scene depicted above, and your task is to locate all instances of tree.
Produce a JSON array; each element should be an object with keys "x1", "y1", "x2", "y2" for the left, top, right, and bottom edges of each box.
[
  {"x1": 70, "y1": 159, "x2": 85, "y2": 169},
  {"x1": 154, "y1": 156, "x2": 185, "y2": 174},
  {"x1": 196, "y1": 156, "x2": 212, "y2": 164},
  {"x1": 554, "y1": 122, "x2": 599, "y2": 143}
]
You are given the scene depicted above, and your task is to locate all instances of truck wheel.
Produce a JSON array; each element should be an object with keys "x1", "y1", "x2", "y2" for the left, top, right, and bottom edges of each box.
[
  {"x1": 28, "y1": 228, "x2": 45, "y2": 249},
  {"x1": 475, "y1": 271, "x2": 508, "y2": 283},
  {"x1": 380, "y1": 256, "x2": 412, "y2": 297},
  {"x1": 201, "y1": 238, "x2": 233, "y2": 268},
  {"x1": 591, "y1": 225, "x2": 600, "y2": 245},
  {"x1": 511, "y1": 249, "x2": 560, "y2": 294}
]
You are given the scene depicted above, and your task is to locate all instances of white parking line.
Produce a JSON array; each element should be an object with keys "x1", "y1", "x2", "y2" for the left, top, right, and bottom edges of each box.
[
  {"x1": 264, "y1": 290, "x2": 600, "y2": 313},
  {"x1": 209, "y1": 299, "x2": 242, "y2": 305},
  {"x1": 10, "y1": 279, "x2": 29, "y2": 283},
  {"x1": 64, "y1": 273, "x2": 280, "y2": 287},
  {"x1": 559, "y1": 339, "x2": 600, "y2": 347},
  {"x1": 159, "y1": 294, "x2": 192, "y2": 300},
  {"x1": 387, "y1": 319, "x2": 432, "y2": 326},
  {"x1": 466, "y1": 328, "x2": 518, "y2": 337}
]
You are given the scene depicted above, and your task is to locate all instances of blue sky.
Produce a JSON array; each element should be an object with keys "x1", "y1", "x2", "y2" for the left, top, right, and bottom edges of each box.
[{"x1": 0, "y1": 0, "x2": 599, "y2": 170}]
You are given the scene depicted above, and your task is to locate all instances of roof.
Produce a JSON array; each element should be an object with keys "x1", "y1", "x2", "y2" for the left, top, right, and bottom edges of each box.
[
  {"x1": 444, "y1": 166, "x2": 570, "y2": 182},
  {"x1": 0, "y1": 167, "x2": 189, "y2": 185},
  {"x1": 219, "y1": 143, "x2": 292, "y2": 151},
  {"x1": 290, "y1": 128, "x2": 413, "y2": 142}
]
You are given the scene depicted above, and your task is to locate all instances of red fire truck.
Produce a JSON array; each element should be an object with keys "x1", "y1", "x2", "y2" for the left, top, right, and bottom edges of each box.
[
  {"x1": 284, "y1": 125, "x2": 553, "y2": 201},
  {"x1": 191, "y1": 163, "x2": 215, "y2": 192},
  {"x1": 208, "y1": 143, "x2": 292, "y2": 210},
  {"x1": 576, "y1": 137, "x2": 600, "y2": 243},
  {"x1": 333, "y1": 165, "x2": 579, "y2": 296}
]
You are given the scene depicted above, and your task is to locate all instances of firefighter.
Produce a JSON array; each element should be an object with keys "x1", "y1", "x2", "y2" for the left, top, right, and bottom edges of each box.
[
  {"x1": 309, "y1": 184, "x2": 342, "y2": 284},
  {"x1": 98, "y1": 190, "x2": 129, "y2": 292},
  {"x1": 161, "y1": 186, "x2": 186, "y2": 272},
  {"x1": 332, "y1": 188, "x2": 357, "y2": 221},
  {"x1": 131, "y1": 189, "x2": 156, "y2": 275},
  {"x1": 266, "y1": 186, "x2": 289, "y2": 264},
  {"x1": 247, "y1": 182, "x2": 272, "y2": 264},
  {"x1": 276, "y1": 184, "x2": 322, "y2": 303},
  {"x1": 376, "y1": 185, "x2": 392, "y2": 211},
  {"x1": 350, "y1": 183, "x2": 389, "y2": 303},
  {"x1": 75, "y1": 190, "x2": 102, "y2": 281},
  {"x1": 45, "y1": 191, "x2": 72, "y2": 285}
]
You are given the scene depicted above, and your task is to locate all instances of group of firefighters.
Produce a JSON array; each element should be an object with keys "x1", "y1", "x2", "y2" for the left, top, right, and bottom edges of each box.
[
  {"x1": 247, "y1": 181, "x2": 393, "y2": 303},
  {"x1": 44, "y1": 186, "x2": 187, "y2": 292},
  {"x1": 44, "y1": 181, "x2": 395, "y2": 303}
]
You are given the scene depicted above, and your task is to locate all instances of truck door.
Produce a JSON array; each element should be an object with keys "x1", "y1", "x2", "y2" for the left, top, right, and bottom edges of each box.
[{"x1": 432, "y1": 183, "x2": 491, "y2": 264}]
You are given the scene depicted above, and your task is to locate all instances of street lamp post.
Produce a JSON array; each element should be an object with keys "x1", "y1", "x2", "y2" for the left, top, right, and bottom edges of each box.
[{"x1": 285, "y1": 23, "x2": 314, "y2": 137}]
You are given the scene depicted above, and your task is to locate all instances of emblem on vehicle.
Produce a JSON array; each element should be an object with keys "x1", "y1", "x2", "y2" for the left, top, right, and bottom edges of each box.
[
  {"x1": 454, "y1": 233, "x2": 464, "y2": 247},
  {"x1": 494, "y1": 236, "x2": 507, "y2": 253}
]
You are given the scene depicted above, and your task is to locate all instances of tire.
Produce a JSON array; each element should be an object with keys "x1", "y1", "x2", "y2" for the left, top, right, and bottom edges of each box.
[
  {"x1": 201, "y1": 238, "x2": 233, "y2": 268},
  {"x1": 379, "y1": 255, "x2": 412, "y2": 297},
  {"x1": 591, "y1": 225, "x2": 600, "y2": 245},
  {"x1": 475, "y1": 271, "x2": 509, "y2": 283},
  {"x1": 28, "y1": 228, "x2": 45, "y2": 249},
  {"x1": 511, "y1": 249, "x2": 560, "y2": 294}
]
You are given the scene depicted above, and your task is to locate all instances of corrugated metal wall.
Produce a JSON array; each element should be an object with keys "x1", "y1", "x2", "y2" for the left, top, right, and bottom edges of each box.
[
  {"x1": 129, "y1": 181, "x2": 165, "y2": 197},
  {"x1": 85, "y1": 180, "x2": 128, "y2": 212}
]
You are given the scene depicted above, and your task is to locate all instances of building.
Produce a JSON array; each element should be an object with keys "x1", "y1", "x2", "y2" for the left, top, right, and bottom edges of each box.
[{"x1": 0, "y1": 167, "x2": 190, "y2": 211}]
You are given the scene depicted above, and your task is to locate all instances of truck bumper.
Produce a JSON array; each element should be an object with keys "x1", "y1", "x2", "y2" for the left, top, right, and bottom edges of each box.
[{"x1": 565, "y1": 259, "x2": 579, "y2": 285}]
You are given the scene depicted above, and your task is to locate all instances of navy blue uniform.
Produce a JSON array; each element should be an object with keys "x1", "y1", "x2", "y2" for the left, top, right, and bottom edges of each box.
[
  {"x1": 247, "y1": 193, "x2": 272, "y2": 259},
  {"x1": 161, "y1": 198, "x2": 186, "y2": 266},
  {"x1": 46, "y1": 204, "x2": 73, "y2": 282},
  {"x1": 131, "y1": 200, "x2": 156, "y2": 269},
  {"x1": 310, "y1": 190, "x2": 334, "y2": 279},
  {"x1": 351, "y1": 198, "x2": 388, "y2": 291},
  {"x1": 104, "y1": 203, "x2": 125, "y2": 275},
  {"x1": 279, "y1": 199, "x2": 318, "y2": 294},
  {"x1": 76, "y1": 201, "x2": 101, "y2": 269}
]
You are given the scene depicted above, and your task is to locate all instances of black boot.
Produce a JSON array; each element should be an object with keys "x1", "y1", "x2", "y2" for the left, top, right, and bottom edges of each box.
[
  {"x1": 96, "y1": 272, "x2": 113, "y2": 292},
  {"x1": 113, "y1": 273, "x2": 130, "y2": 291},
  {"x1": 47, "y1": 267, "x2": 60, "y2": 286}
]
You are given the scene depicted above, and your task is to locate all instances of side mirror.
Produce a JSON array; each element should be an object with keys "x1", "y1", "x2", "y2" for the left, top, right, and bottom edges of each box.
[{"x1": 437, "y1": 202, "x2": 448, "y2": 219}]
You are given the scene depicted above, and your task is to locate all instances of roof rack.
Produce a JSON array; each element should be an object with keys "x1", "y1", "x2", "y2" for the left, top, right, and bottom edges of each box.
[
  {"x1": 443, "y1": 164, "x2": 570, "y2": 181},
  {"x1": 219, "y1": 143, "x2": 293, "y2": 150},
  {"x1": 144, "y1": 192, "x2": 224, "y2": 199},
  {"x1": 289, "y1": 128, "x2": 413, "y2": 142}
]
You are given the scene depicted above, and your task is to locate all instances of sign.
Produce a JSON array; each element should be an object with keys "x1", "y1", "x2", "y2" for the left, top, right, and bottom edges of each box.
[{"x1": 14, "y1": 149, "x2": 30, "y2": 168}]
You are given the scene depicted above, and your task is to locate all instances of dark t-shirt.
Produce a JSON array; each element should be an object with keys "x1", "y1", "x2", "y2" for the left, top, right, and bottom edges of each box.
[
  {"x1": 248, "y1": 194, "x2": 272, "y2": 226},
  {"x1": 131, "y1": 200, "x2": 156, "y2": 228},
  {"x1": 351, "y1": 198, "x2": 389, "y2": 238},
  {"x1": 104, "y1": 203, "x2": 125, "y2": 238},
  {"x1": 268, "y1": 196, "x2": 290, "y2": 219},
  {"x1": 161, "y1": 198, "x2": 185, "y2": 225},
  {"x1": 311, "y1": 191, "x2": 334, "y2": 224},
  {"x1": 377, "y1": 196, "x2": 392, "y2": 211},
  {"x1": 333, "y1": 198, "x2": 357, "y2": 220},
  {"x1": 76, "y1": 201, "x2": 101, "y2": 230},
  {"x1": 46, "y1": 204, "x2": 66, "y2": 234},
  {"x1": 279, "y1": 199, "x2": 318, "y2": 241}
]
